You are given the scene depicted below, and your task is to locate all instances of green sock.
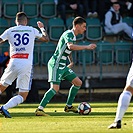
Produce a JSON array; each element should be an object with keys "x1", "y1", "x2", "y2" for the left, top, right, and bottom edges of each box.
[
  {"x1": 39, "y1": 88, "x2": 56, "y2": 108},
  {"x1": 66, "y1": 85, "x2": 80, "y2": 106}
]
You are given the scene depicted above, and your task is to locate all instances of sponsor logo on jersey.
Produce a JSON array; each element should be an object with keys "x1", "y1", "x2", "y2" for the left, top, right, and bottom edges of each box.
[{"x1": 16, "y1": 47, "x2": 26, "y2": 51}]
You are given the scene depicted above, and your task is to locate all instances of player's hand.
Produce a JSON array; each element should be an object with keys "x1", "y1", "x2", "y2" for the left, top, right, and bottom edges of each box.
[
  {"x1": 86, "y1": 44, "x2": 97, "y2": 50},
  {"x1": 37, "y1": 21, "x2": 44, "y2": 28},
  {"x1": 67, "y1": 62, "x2": 74, "y2": 68}
]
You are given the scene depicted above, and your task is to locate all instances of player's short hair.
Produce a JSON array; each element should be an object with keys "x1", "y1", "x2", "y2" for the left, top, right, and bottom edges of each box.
[
  {"x1": 16, "y1": 12, "x2": 27, "y2": 22},
  {"x1": 73, "y1": 16, "x2": 86, "y2": 26}
]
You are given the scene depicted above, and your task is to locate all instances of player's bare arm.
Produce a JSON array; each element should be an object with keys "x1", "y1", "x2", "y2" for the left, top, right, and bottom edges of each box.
[
  {"x1": 67, "y1": 53, "x2": 74, "y2": 68},
  {"x1": 67, "y1": 42, "x2": 96, "y2": 51},
  {"x1": 37, "y1": 21, "x2": 49, "y2": 42}
]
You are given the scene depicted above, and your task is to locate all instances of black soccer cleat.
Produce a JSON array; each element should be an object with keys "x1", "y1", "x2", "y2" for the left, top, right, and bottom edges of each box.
[
  {"x1": 108, "y1": 120, "x2": 121, "y2": 129},
  {"x1": 0, "y1": 106, "x2": 12, "y2": 118}
]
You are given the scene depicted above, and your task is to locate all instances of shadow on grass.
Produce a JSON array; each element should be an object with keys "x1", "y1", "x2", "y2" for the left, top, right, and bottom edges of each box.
[{"x1": 7, "y1": 111, "x2": 132, "y2": 118}]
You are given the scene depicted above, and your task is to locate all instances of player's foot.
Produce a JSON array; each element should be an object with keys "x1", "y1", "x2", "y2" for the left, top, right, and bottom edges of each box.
[
  {"x1": 64, "y1": 105, "x2": 78, "y2": 113},
  {"x1": 108, "y1": 120, "x2": 121, "y2": 129},
  {"x1": 0, "y1": 106, "x2": 12, "y2": 118},
  {"x1": 35, "y1": 108, "x2": 49, "y2": 116}
]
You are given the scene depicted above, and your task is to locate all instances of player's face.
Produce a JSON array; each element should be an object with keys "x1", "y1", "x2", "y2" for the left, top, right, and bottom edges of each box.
[{"x1": 77, "y1": 23, "x2": 86, "y2": 34}]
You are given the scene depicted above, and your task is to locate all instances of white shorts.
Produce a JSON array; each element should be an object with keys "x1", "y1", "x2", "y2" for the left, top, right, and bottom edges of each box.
[
  {"x1": 126, "y1": 62, "x2": 133, "y2": 88},
  {"x1": 0, "y1": 59, "x2": 33, "y2": 92}
]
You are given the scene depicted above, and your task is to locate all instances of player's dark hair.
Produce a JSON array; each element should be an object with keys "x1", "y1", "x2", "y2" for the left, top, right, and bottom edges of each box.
[
  {"x1": 16, "y1": 12, "x2": 27, "y2": 22},
  {"x1": 73, "y1": 16, "x2": 86, "y2": 26}
]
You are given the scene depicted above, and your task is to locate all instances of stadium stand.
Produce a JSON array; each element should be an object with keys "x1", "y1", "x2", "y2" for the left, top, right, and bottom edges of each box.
[
  {"x1": 86, "y1": 17, "x2": 102, "y2": 41},
  {"x1": 78, "y1": 41, "x2": 95, "y2": 65},
  {"x1": 40, "y1": 42, "x2": 56, "y2": 65},
  {"x1": 40, "y1": 0, "x2": 57, "y2": 18},
  {"x1": 0, "y1": 17, "x2": 9, "y2": 34},
  {"x1": 33, "y1": 44, "x2": 40, "y2": 66},
  {"x1": 122, "y1": 16, "x2": 133, "y2": 26},
  {"x1": 9, "y1": 18, "x2": 16, "y2": 26},
  {"x1": 97, "y1": 41, "x2": 114, "y2": 65},
  {"x1": 3, "y1": 0, "x2": 21, "y2": 18},
  {"x1": 114, "y1": 40, "x2": 132, "y2": 65},
  {"x1": 21, "y1": 0, "x2": 39, "y2": 18},
  {"x1": 48, "y1": 17, "x2": 66, "y2": 41}
]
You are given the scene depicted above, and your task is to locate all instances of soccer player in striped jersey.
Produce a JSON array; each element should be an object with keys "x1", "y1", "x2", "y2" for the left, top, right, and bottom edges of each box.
[
  {"x1": 0, "y1": 12, "x2": 49, "y2": 118},
  {"x1": 35, "y1": 16, "x2": 96, "y2": 116},
  {"x1": 108, "y1": 30, "x2": 133, "y2": 129}
]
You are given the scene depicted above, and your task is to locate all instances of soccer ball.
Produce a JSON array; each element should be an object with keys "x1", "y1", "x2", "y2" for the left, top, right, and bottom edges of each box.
[{"x1": 78, "y1": 102, "x2": 91, "y2": 115}]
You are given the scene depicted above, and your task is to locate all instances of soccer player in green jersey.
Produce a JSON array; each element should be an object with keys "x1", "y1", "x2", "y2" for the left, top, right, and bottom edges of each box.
[{"x1": 35, "y1": 16, "x2": 96, "y2": 116}]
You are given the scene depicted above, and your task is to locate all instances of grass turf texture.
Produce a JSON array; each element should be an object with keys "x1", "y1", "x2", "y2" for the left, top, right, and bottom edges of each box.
[{"x1": 0, "y1": 102, "x2": 132, "y2": 133}]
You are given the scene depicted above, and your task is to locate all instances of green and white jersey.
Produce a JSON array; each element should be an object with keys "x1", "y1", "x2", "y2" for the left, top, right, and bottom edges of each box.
[{"x1": 48, "y1": 29, "x2": 76, "y2": 69}]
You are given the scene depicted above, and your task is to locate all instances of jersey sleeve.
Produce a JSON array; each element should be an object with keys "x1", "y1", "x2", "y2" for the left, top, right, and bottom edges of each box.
[
  {"x1": 33, "y1": 28, "x2": 43, "y2": 39},
  {"x1": 0, "y1": 29, "x2": 8, "y2": 41},
  {"x1": 64, "y1": 32, "x2": 74, "y2": 44}
]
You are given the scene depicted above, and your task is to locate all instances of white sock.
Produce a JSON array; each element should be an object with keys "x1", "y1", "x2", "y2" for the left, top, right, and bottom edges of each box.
[
  {"x1": 38, "y1": 106, "x2": 44, "y2": 110},
  {"x1": 0, "y1": 90, "x2": 2, "y2": 94},
  {"x1": 3, "y1": 95, "x2": 24, "y2": 110},
  {"x1": 114, "y1": 91, "x2": 132, "y2": 122}
]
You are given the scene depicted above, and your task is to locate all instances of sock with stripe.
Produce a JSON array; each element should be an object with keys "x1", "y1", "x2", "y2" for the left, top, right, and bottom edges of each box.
[
  {"x1": 66, "y1": 85, "x2": 80, "y2": 106},
  {"x1": 39, "y1": 88, "x2": 56, "y2": 109}
]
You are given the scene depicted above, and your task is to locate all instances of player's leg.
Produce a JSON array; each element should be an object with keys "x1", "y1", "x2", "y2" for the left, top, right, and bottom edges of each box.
[
  {"x1": 0, "y1": 84, "x2": 11, "y2": 118},
  {"x1": 0, "y1": 91, "x2": 29, "y2": 118},
  {"x1": 0, "y1": 62, "x2": 17, "y2": 118},
  {"x1": 35, "y1": 63, "x2": 61, "y2": 116},
  {"x1": 63, "y1": 68, "x2": 82, "y2": 113},
  {"x1": 0, "y1": 83, "x2": 31, "y2": 118},
  {"x1": 108, "y1": 86, "x2": 132, "y2": 129},
  {"x1": 35, "y1": 83, "x2": 58, "y2": 116},
  {"x1": 3, "y1": 91, "x2": 28, "y2": 110},
  {"x1": 108, "y1": 63, "x2": 133, "y2": 129},
  {"x1": 0, "y1": 62, "x2": 32, "y2": 118}
]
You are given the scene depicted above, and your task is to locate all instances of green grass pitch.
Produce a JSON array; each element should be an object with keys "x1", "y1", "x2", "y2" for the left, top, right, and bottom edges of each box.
[{"x1": 0, "y1": 102, "x2": 132, "y2": 133}]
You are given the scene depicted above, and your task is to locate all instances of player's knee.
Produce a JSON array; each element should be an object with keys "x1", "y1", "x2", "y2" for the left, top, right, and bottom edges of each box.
[
  {"x1": 75, "y1": 79, "x2": 82, "y2": 87},
  {"x1": 18, "y1": 92, "x2": 28, "y2": 101},
  {"x1": 79, "y1": 80, "x2": 82, "y2": 86}
]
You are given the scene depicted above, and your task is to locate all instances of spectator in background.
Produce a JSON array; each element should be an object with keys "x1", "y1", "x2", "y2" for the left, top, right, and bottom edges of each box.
[
  {"x1": 82, "y1": 0, "x2": 98, "y2": 18},
  {"x1": 57, "y1": 0, "x2": 84, "y2": 26},
  {"x1": 97, "y1": 0, "x2": 132, "y2": 22},
  {"x1": 104, "y1": 2, "x2": 132, "y2": 38},
  {"x1": 97, "y1": 0, "x2": 118, "y2": 22}
]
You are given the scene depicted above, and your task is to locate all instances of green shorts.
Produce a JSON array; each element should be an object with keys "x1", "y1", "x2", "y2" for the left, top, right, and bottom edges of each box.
[{"x1": 48, "y1": 63, "x2": 77, "y2": 85}]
